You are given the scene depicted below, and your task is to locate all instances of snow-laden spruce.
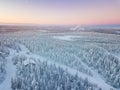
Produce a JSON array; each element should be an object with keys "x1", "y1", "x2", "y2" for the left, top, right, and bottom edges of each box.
[
  {"x1": 0, "y1": 40, "x2": 10, "y2": 83},
  {"x1": 11, "y1": 55, "x2": 100, "y2": 90},
  {"x1": 16, "y1": 35, "x2": 120, "y2": 88},
  {"x1": 0, "y1": 30, "x2": 120, "y2": 90}
]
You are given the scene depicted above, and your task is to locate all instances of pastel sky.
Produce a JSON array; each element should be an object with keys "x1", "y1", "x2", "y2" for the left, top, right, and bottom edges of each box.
[{"x1": 0, "y1": 0, "x2": 120, "y2": 25}]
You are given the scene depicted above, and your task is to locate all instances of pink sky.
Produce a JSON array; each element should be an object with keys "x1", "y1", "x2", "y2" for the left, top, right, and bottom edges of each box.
[{"x1": 0, "y1": 0, "x2": 120, "y2": 25}]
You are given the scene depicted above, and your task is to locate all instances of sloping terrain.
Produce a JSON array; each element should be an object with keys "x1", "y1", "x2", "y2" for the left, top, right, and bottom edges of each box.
[{"x1": 0, "y1": 29, "x2": 120, "y2": 90}]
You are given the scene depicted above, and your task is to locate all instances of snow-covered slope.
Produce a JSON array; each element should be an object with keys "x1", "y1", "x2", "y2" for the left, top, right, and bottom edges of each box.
[
  {"x1": 0, "y1": 30, "x2": 120, "y2": 90},
  {"x1": 0, "y1": 49, "x2": 16, "y2": 90},
  {"x1": 0, "y1": 43, "x2": 116, "y2": 90}
]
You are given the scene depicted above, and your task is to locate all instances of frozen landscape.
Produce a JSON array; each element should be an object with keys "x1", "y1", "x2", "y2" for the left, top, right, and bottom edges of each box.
[{"x1": 0, "y1": 25, "x2": 120, "y2": 90}]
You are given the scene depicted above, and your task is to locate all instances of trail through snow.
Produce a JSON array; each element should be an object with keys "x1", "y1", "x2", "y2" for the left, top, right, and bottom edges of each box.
[
  {"x1": 19, "y1": 44, "x2": 116, "y2": 90},
  {"x1": 0, "y1": 49, "x2": 16, "y2": 90},
  {"x1": 0, "y1": 44, "x2": 117, "y2": 90}
]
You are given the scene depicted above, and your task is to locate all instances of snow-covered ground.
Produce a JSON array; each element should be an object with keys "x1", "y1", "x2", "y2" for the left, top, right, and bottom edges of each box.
[
  {"x1": 0, "y1": 49, "x2": 16, "y2": 90},
  {"x1": 53, "y1": 35, "x2": 82, "y2": 41},
  {"x1": 20, "y1": 44, "x2": 116, "y2": 90},
  {"x1": 0, "y1": 43, "x2": 116, "y2": 90},
  {"x1": 0, "y1": 30, "x2": 120, "y2": 90}
]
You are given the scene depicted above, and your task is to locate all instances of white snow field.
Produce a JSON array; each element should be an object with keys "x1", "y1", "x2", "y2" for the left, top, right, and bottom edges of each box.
[
  {"x1": 53, "y1": 36, "x2": 82, "y2": 41},
  {"x1": 0, "y1": 29, "x2": 120, "y2": 90},
  {"x1": 0, "y1": 49, "x2": 16, "y2": 90}
]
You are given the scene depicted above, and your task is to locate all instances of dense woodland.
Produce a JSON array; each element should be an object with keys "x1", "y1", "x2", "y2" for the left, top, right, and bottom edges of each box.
[{"x1": 0, "y1": 30, "x2": 120, "y2": 90}]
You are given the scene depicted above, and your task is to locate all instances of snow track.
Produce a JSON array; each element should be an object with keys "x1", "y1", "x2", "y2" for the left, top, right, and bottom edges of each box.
[
  {"x1": 0, "y1": 49, "x2": 16, "y2": 90},
  {"x1": 0, "y1": 44, "x2": 117, "y2": 90},
  {"x1": 19, "y1": 44, "x2": 115, "y2": 90}
]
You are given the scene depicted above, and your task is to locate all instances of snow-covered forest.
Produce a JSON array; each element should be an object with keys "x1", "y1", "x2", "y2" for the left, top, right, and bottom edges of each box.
[{"x1": 0, "y1": 28, "x2": 120, "y2": 90}]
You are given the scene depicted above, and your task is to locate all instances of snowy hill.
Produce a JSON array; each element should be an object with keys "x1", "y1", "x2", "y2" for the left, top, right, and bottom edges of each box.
[{"x1": 0, "y1": 29, "x2": 120, "y2": 90}]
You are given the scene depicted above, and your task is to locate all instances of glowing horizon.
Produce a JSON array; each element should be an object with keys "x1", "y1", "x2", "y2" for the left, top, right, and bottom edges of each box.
[{"x1": 0, "y1": 0, "x2": 120, "y2": 25}]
